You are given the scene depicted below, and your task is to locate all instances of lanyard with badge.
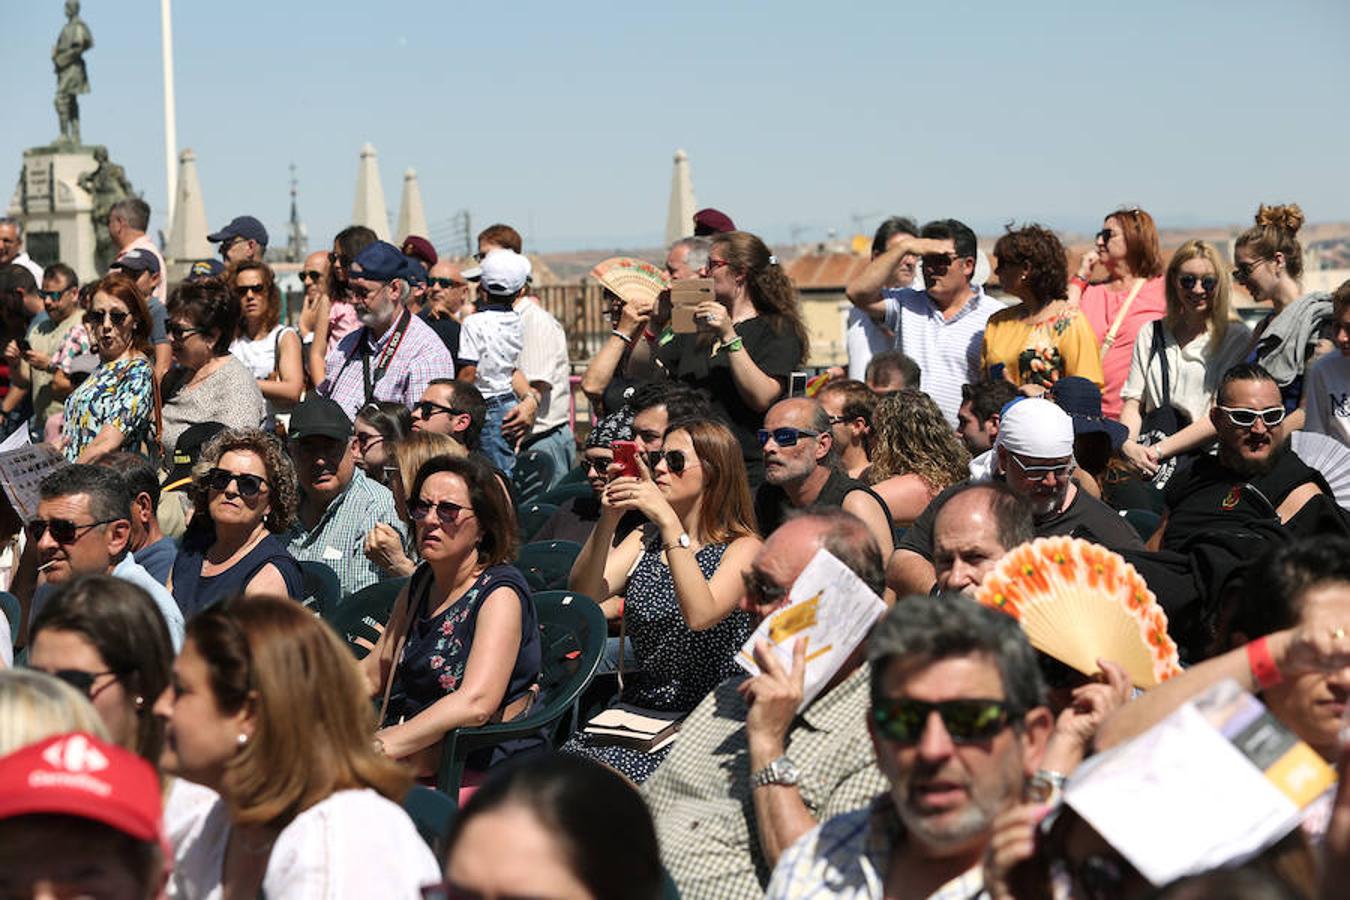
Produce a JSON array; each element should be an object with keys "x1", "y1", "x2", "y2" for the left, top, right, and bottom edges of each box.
[{"x1": 328, "y1": 309, "x2": 412, "y2": 405}]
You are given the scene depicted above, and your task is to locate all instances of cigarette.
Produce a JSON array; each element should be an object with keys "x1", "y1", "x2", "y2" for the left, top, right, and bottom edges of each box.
[{"x1": 36, "y1": 560, "x2": 57, "y2": 572}]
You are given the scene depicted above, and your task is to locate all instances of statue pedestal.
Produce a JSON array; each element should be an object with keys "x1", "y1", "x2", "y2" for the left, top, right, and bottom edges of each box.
[{"x1": 7, "y1": 144, "x2": 101, "y2": 283}]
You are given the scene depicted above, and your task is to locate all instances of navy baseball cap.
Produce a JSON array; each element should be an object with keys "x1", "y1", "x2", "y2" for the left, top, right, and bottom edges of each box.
[
  {"x1": 400, "y1": 255, "x2": 427, "y2": 286},
  {"x1": 348, "y1": 241, "x2": 408, "y2": 283},
  {"x1": 110, "y1": 248, "x2": 160, "y2": 276},
  {"x1": 207, "y1": 215, "x2": 269, "y2": 248},
  {"x1": 184, "y1": 259, "x2": 226, "y2": 283}
]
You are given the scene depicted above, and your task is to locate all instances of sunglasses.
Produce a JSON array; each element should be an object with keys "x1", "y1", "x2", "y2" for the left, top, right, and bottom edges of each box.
[
  {"x1": 167, "y1": 322, "x2": 203, "y2": 341},
  {"x1": 1177, "y1": 274, "x2": 1217, "y2": 293},
  {"x1": 1218, "y1": 405, "x2": 1286, "y2": 428},
  {"x1": 870, "y1": 698, "x2": 1013, "y2": 744},
  {"x1": 347, "y1": 282, "x2": 377, "y2": 300},
  {"x1": 38, "y1": 289, "x2": 69, "y2": 301},
  {"x1": 236, "y1": 283, "x2": 266, "y2": 295},
  {"x1": 328, "y1": 252, "x2": 350, "y2": 268},
  {"x1": 27, "y1": 517, "x2": 118, "y2": 544},
  {"x1": 427, "y1": 277, "x2": 467, "y2": 289},
  {"x1": 206, "y1": 467, "x2": 269, "y2": 498},
  {"x1": 412, "y1": 400, "x2": 463, "y2": 420},
  {"x1": 1095, "y1": 228, "x2": 1115, "y2": 244},
  {"x1": 757, "y1": 427, "x2": 821, "y2": 448},
  {"x1": 41, "y1": 668, "x2": 121, "y2": 699},
  {"x1": 354, "y1": 432, "x2": 385, "y2": 451},
  {"x1": 1006, "y1": 454, "x2": 1075, "y2": 481},
  {"x1": 219, "y1": 237, "x2": 246, "y2": 257},
  {"x1": 579, "y1": 455, "x2": 613, "y2": 474},
  {"x1": 299, "y1": 270, "x2": 325, "y2": 283},
  {"x1": 741, "y1": 569, "x2": 789, "y2": 609},
  {"x1": 704, "y1": 258, "x2": 730, "y2": 272},
  {"x1": 410, "y1": 499, "x2": 472, "y2": 527},
  {"x1": 83, "y1": 308, "x2": 129, "y2": 327},
  {"x1": 647, "y1": 449, "x2": 696, "y2": 475}
]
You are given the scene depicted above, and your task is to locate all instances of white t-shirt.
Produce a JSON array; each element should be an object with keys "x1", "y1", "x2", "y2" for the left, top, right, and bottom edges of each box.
[
  {"x1": 168, "y1": 787, "x2": 440, "y2": 900},
  {"x1": 1120, "y1": 320, "x2": 1251, "y2": 425},
  {"x1": 1305, "y1": 353, "x2": 1350, "y2": 448},
  {"x1": 514, "y1": 299, "x2": 571, "y2": 433},
  {"x1": 844, "y1": 308, "x2": 893, "y2": 381},
  {"x1": 459, "y1": 306, "x2": 523, "y2": 398}
]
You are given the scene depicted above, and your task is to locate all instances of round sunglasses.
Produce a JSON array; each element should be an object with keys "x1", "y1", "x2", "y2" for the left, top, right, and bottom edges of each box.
[
  {"x1": 206, "y1": 467, "x2": 270, "y2": 498},
  {"x1": 646, "y1": 449, "x2": 698, "y2": 475},
  {"x1": 410, "y1": 499, "x2": 475, "y2": 528},
  {"x1": 1176, "y1": 273, "x2": 1217, "y2": 293}
]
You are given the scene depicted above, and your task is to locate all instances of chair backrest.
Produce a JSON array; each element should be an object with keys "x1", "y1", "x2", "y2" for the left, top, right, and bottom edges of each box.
[
  {"x1": 538, "y1": 481, "x2": 594, "y2": 508},
  {"x1": 298, "y1": 561, "x2": 342, "y2": 618},
  {"x1": 530, "y1": 590, "x2": 609, "y2": 743},
  {"x1": 512, "y1": 450, "x2": 556, "y2": 508},
  {"x1": 515, "y1": 540, "x2": 582, "y2": 593},
  {"x1": 324, "y1": 576, "x2": 409, "y2": 659},
  {"x1": 516, "y1": 501, "x2": 559, "y2": 542},
  {"x1": 402, "y1": 784, "x2": 457, "y2": 858},
  {"x1": 556, "y1": 464, "x2": 589, "y2": 487}
]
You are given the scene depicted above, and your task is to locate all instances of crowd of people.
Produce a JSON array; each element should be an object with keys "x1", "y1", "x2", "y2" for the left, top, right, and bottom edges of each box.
[{"x1": 0, "y1": 196, "x2": 1348, "y2": 900}]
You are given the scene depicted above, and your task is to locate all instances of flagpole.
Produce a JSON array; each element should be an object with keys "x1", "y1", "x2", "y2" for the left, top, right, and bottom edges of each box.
[{"x1": 161, "y1": 0, "x2": 178, "y2": 224}]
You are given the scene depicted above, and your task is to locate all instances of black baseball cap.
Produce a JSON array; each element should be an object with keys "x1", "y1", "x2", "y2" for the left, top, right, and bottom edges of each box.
[{"x1": 287, "y1": 396, "x2": 353, "y2": 442}]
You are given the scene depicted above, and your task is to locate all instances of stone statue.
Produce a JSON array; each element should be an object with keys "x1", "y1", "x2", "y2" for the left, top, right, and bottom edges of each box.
[
  {"x1": 78, "y1": 147, "x2": 134, "y2": 271},
  {"x1": 52, "y1": 0, "x2": 93, "y2": 146}
]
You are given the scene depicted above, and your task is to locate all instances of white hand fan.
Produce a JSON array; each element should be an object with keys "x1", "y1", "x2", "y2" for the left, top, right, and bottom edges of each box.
[
  {"x1": 590, "y1": 257, "x2": 669, "y2": 308},
  {"x1": 1291, "y1": 431, "x2": 1350, "y2": 510},
  {"x1": 975, "y1": 536, "x2": 1181, "y2": 688}
]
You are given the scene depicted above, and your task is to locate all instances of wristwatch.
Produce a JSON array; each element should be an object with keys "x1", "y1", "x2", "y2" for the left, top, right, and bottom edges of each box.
[
  {"x1": 751, "y1": 755, "x2": 801, "y2": 788},
  {"x1": 663, "y1": 532, "x2": 691, "y2": 552}
]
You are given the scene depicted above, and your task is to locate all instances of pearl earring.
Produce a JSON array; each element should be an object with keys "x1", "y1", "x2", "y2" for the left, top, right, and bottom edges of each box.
[{"x1": 237, "y1": 734, "x2": 248, "y2": 747}]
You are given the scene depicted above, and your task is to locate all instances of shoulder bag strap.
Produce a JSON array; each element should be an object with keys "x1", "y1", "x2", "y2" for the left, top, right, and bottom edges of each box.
[
  {"x1": 1152, "y1": 320, "x2": 1172, "y2": 409},
  {"x1": 1100, "y1": 278, "x2": 1147, "y2": 360},
  {"x1": 376, "y1": 580, "x2": 418, "y2": 725}
]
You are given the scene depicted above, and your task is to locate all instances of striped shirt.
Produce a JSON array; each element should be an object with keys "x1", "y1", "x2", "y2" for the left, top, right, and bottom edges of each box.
[
  {"x1": 514, "y1": 299, "x2": 571, "y2": 434},
  {"x1": 317, "y1": 310, "x2": 455, "y2": 419},
  {"x1": 882, "y1": 286, "x2": 1000, "y2": 427},
  {"x1": 286, "y1": 469, "x2": 407, "y2": 598}
]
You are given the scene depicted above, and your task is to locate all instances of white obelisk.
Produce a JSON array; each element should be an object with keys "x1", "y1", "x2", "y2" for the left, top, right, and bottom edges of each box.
[
  {"x1": 161, "y1": 0, "x2": 178, "y2": 224},
  {"x1": 352, "y1": 143, "x2": 390, "y2": 241},
  {"x1": 165, "y1": 148, "x2": 210, "y2": 266},
  {"x1": 395, "y1": 168, "x2": 428, "y2": 244},
  {"x1": 664, "y1": 149, "x2": 696, "y2": 246}
]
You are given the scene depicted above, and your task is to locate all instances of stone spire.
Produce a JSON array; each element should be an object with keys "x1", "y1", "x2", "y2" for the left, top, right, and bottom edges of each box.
[
  {"x1": 165, "y1": 148, "x2": 210, "y2": 264},
  {"x1": 664, "y1": 148, "x2": 696, "y2": 246},
  {"x1": 395, "y1": 168, "x2": 428, "y2": 244},
  {"x1": 352, "y1": 142, "x2": 390, "y2": 241},
  {"x1": 285, "y1": 163, "x2": 307, "y2": 262}
]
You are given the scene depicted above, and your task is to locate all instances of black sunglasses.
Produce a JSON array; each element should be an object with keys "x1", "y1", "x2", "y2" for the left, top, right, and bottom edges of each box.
[
  {"x1": 410, "y1": 499, "x2": 471, "y2": 527},
  {"x1": 1095, "y1": 228, "x2": 1115, "y2": 244},
  {"x1": 299, "y1": 270, "x2": 325, "y2": 283},
  {"x1": 412, "y1": 400, "x2": 463, "y2": 420},
  {"x1": 27, "y1": 517, "x2": 118, "y2": 545},
  {"x1": 347, "y1": 282, "x2": 376, "y2": 299},
  {"x1": 427, "y1": 277, "x2": 466, "y2": 289},
  {"x1": 167, "y1": 322, "x2": 203, "y2": 341},
  {"x1": 579, "y1": 455, "x2": 613, "y2": 473},
  {"x1": 83, "y1": 309, "x2": 129, "y2": 327},
  {"x1": 236, "y1": 283, "x2": 266, "y2": 295},
  {"x1": 43, "y1": 668, "x2": 121, "y2": 699},
  {"x1": 647, "y1": 449, "x2": 692, "y2": 474},
  {"x1": 757, "y1": 427, "x2": 821, "y2": 448},
  {"x1": 328, "y1": 252, "x2": 351, "y2": 268},
  {"x1": 206, "y1": 467, "x2": 269, "y2": 498},
  {"x1": 870, "y1": 698, "x2": 1013, "y2": 744},
  {"x1": 1177, "y1": 273, "x2": 1217, "y2": 293},
  {"x1": 920, "y1": 252, "x2": 959, "y2": 273}
]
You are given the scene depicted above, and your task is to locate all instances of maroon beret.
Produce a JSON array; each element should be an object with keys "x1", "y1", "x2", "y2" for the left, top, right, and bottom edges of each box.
[
  {"x1": 400, "y1": 235, "x2": 438, "y2": 267},
  {"x1": 693, "y1": 208, "x2": 736, "y2": 236}
]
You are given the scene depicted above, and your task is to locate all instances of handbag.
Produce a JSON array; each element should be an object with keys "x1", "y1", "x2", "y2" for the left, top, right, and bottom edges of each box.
[{"x1": 1136, "y1": 321, "x2": 1193, "y2": 490}]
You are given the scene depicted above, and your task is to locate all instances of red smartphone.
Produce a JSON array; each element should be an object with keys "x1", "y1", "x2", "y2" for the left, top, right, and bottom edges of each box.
[{"x1": 611, "y1": 440, "x2": 641, "y2": 478}]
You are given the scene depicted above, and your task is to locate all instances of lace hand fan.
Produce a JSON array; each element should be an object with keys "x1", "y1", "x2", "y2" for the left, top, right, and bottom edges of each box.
[
  {"x1": 975, "y1": 536, "x2": 1181, "y2": 688},
  {"x1": 590, "y1": 257, "x2": 669, "y2": 308},
  {"x1": 1291, "y1": 431, "x2": 1350, "y2": 510}
]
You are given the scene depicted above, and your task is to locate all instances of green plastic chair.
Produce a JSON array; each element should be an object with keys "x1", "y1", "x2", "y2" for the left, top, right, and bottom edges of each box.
[
  {"x1": 402, "y1": 784, "x2": 457, "y2": 858},
  {"x1": 538, "y1": 481, "x2": 593, "y2": 507},
  {"x1": 511, "y1": 450, "x2": 557, "y2": 508},
  {"x1": 1121, "y1": 509, "x2": 1161, "y2": 543},
  {"x1": 516, "y1": 501, "x2": 559, "y2": 542},
  {"x1": 298, "y1": 561, "x2": 342, "y2": 618},
  {"x1": 556, "y1": 464, "x2": 589, "y2": 486},
  {"x1": 515, "y1": 541, "x2": 582, "y2": 594},
  {"x1": 325, "y1": 577, "x2": 409, "y2": 660},
  {"x1": 436, "y1": 590, "x2": 607, "y2": 800}
]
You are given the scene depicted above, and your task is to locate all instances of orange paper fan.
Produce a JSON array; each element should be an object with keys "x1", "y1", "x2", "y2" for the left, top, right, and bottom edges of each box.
[
  {"x1": 975, "y1": 536, "x2": 1181, "y2": 688},
  {"x1": 590, "y1": 257, "x2": 669, "y2": 308}
]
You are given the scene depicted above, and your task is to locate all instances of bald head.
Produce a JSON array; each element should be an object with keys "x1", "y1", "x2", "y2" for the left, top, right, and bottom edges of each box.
[
  {"x1": 933, "y1": 483, "x2": 1034, "y2": 596},
  {"x1": 762, "y1": 398, "x2": 833, "y2": 486},
  {"x1": 302, "y1": 251, "x2": 330, "y2": 301},
  {"x1": 740, "y1": 509, "x2": 885, "y2": 623},
  {"x1": 427, "y1": 259, "x2": 470, "y2": 316}
]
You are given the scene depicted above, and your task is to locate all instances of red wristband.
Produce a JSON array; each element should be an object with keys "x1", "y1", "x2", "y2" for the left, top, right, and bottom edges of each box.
[
  {"x1": 1070, "y1": 275, "x2": 1089, "y2": 290},
  {"x1": 643, "y1": 328, "x2": 658, "y2": 344},
  {"x1": 1246, "y1": 636, "x2": 1282, "y2": 690}
]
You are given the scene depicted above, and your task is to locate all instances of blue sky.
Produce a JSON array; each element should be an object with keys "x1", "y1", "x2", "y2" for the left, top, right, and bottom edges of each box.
[{"x1": 4, "y1": 1, "x2": 1348, "y2": 254}]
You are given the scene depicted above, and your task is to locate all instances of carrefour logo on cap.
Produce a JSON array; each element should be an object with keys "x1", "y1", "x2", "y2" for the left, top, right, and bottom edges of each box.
[{"x1": 42, "y1": 734, "x2": 109, "y2": 773}]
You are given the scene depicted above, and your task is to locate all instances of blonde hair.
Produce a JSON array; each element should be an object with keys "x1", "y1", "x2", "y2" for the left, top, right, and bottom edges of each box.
[
  {"x1": 1164, "y1": 240, "x2": 1234, "y2": 357},
  {"x1": 394, "y1": 431, "x2": 465, "y2": 490},
  {"x1": 0, "y1": 669, "x2": 110, "y2": 756},
  {"x1": 868, "y1": 390, "x2": 971, "y2": 492}
]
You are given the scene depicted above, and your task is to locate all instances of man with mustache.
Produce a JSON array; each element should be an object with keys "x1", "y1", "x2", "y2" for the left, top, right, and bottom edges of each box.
[
  {"x1": 1153, "y1": 363, "x2": 1329, "y2": 553},
  {"x1": 767, "y1": 593, "x2": 1053, "y2": 898},
  {"x1": 285, "y1": 395, "x2": 404, "y2": 597}
]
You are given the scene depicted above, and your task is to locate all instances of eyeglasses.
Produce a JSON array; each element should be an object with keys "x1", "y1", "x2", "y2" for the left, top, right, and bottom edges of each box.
[
  {"x1": 236, "y1": 283, "x2": 266, "y2": 296},
  {"x1": 1217, "y1": 405, "x2": 1286, "y2": 428},
  {"x1": 167, "y1": 322, "x2": 204, "y2": 342},
  {"x1": 920, "y1": 252, "x2": 961, "y2": 274},
  {"x1": 647, "y1": 449, "x2": 697, "y2": 475},
  {"x1": 826, "y1": 415, "x2": 850, "y2": 425},
  {"x1": 299, "y1": 270, "x2": 325, "y2": 283},
  {"x1": 328, "y1": 252, "x2": 350, "y2": 268},
  {"x1": 354, "y1": 432, "x2": 385, "y2": 451},
  {"x1": 1232, "y1": 259, "x2": 1267, "y2": 283},
  {"x1": 412, "y1": 400, "x2": 463, "y2": 420},
  {"x1": 1095, "y1": 228, "x2": 1115, "y2": 244},
  {"x1": 219, "y1": 237, "x2": 245, "y2": 257},
  {"x1": 410, "y1": 499, "x2": 473, "y2": 527},
  {"x1": 27, "y1": 517, "x2": 118, "y2": 545},
  {"x1": 579, "y1": 455, "x2": 613, "y2": 474},
  {"x1": 1006, "y1": 454, "x2": 1075, "y2": 481},
  {"x1": 427, "y1": 277, "x2": 467, "y2": 289},
  {"x1": 41, "y1": 668, "x2": 122, "y2": 700},
  {"x1": 870, "y1": 698, "x2": 1013, "y2": 744},
  {"x1": 206, "y1": 467, "x2": 270, "y2": 498},
  {"x1": 704, "y1": 258, "x2": 730, "y2": 272},
  {"x1": 1177, "y1": 273, "x2": 1217, "y2": 293},
  {"x1": 38, "y1": 289, "x2": 69, "y2": 301},
  {"x1": 741, "y1": 569, "x2": 789, "y2": 609},
  {"x1": 347, "y1": 282, "x2": 376, "y2": 300},
  {"x1": 757, "y1": 427, "x2": 821, "y2": 448},
  {"x1": 83, "y1": 308, "x2": 129, "y2": 327}
]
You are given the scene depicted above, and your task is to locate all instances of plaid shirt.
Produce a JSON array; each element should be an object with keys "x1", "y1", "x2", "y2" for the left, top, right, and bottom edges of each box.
[
  {"x1": 642, "y1": 665, "x2": 885, "y2": 899},
  {"x1": 317, "y1": 311, "x2": 456, "y2": 419},
  {"x1": 286, "y1": 469, "x2": 407, "y2": 597},
  {"x1": 765, "y1": 795, "x2": 987, "y2": 900}
]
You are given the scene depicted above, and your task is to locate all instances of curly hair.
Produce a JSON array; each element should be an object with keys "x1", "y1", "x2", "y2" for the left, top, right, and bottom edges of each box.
[
  {"x1": 711, "y1": 232, "x2": 809, "y2": 363},
  {"x1": 868, "y1": 389, "x2": 971, "y2": 491},
  {"x1": 1235, "y1": 203, "x2": 1305, "y2": 280},
  {"x1": 229, "y1": 260, "x2": 282, "y2": 334},
  {"x1": 192, "y1": 427, "x2": 299, "y2": 534},
  {"x1": 993, "y1": 224, "x2": 1068, "y2": 305}
]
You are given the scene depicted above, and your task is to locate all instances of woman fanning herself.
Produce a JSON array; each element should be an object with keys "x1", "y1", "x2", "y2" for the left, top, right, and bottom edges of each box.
[
  {"x1": 1069, "y1": 208, "x2": 1167, "y2": 418},
  {"x1": 983, "y1": 224, "x2": 1103, "y2": 394},
  {"x1": 228, "y1": 261, "x2": 303, "y2": 428},
  {"x1": 62, "y1": 272, "x2": 158, "y2": 461},
  {"x1": 656, "y1": 232, "x2": 808, "y2": 487},
  {"x1": 157, "y1": 594, "x2": 439, "y2": 897},
  {"x1": 867, "y1": 389, "x2": 971, "y2": 528},
  {"x1": 168, "y1": 428, "x2": 304, "y2": 617},
  {"x1": 1234, "y1": 203, "x2": 1333, "y2": 427},
  {"x1": 564, "y1": 418, "x2": 760, "y2": 782},
  {"x1": 1119, "y1": 240, "x2": 1251, "y2": 478},
  {"x1": 362, "y1": 454, "x2": 541, "y2": 784}
]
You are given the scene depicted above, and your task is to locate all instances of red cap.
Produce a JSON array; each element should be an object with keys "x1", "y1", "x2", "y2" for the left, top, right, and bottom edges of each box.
[
  {"x1": 693, "y1": 208, "x2": 736, "y2": 236},
  {"x1": 0, "y1": 732, "x2": 162, "y2": 844},
  {"x1": 400, "y1": 235, "x2": 438, "y2": 268}
]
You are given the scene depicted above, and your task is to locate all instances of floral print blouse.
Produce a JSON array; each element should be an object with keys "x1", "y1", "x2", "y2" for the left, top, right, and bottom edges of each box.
[{"x1": 62, "y1": 355, "x2": 156, "y2": 461}]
